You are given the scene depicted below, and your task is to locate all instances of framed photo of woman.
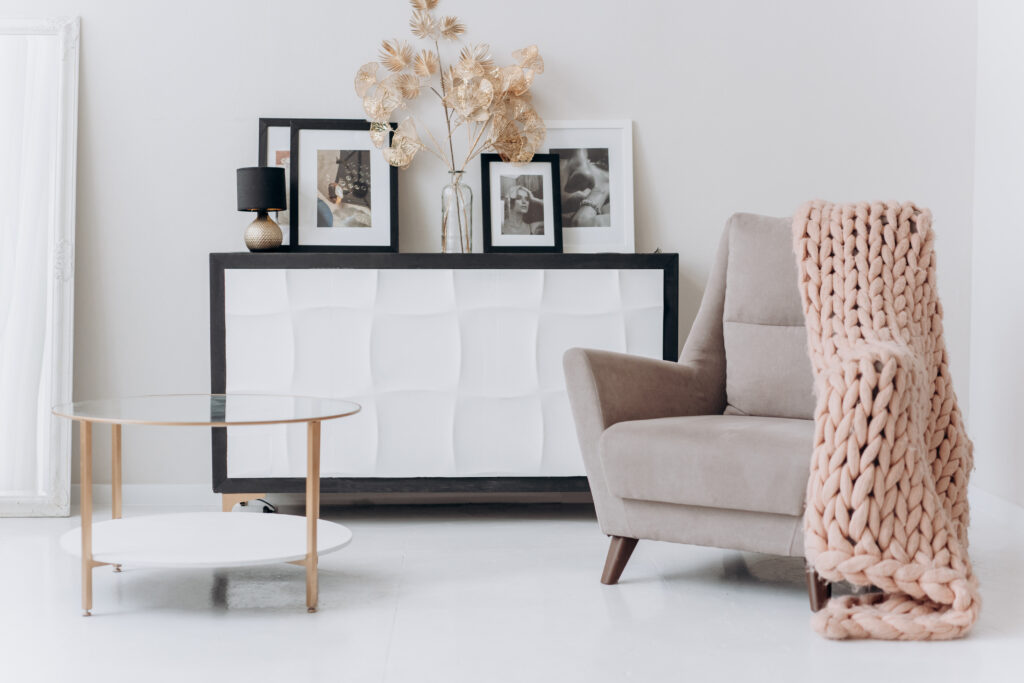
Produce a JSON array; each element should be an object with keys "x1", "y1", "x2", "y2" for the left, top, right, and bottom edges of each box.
[
  {"x1": 288, "y1": 119, "x2": 398, "y2": 251},
  {"x1": 480, "y1": 153, "x2": 563, "y2": 253},
  {"x1": 540, "y1": 120, "x2": 635, "y2": 253}
]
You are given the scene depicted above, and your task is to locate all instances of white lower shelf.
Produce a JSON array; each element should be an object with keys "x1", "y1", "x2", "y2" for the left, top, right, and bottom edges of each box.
[{"x1": 59, "y1": 512, "x2": 352, "y2": 568}]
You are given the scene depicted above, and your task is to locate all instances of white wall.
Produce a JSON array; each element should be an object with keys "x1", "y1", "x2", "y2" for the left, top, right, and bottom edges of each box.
[
  {"x1": 970, "y1": 0, "x2": 1024, "y2": 507},
  {"x1": 2, "y1": 0, "x2": 977, "y2": 487}
]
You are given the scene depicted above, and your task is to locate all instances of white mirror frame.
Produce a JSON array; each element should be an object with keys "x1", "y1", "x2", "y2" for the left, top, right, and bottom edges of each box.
[{"x1": 0, "y1": 18, "x2": 79, "y2": 516}]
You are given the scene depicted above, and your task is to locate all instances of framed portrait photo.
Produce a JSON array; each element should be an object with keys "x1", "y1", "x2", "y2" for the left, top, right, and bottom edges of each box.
[
  {"x1": 289, "y1": 119, "x2": 398, "y2": 251},
  {"x1": 541, "y1": 120, "x2": 635, "y2": 253},
  {"x1": 258, "y1": 118, "x2": 293, "y2": 245},
  {"x1": 480, "y1": 153, "x2": 562, "y2": 253}
]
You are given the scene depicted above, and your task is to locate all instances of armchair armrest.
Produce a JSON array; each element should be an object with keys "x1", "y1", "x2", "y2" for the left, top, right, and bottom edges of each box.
[
  {"x1": 563, "y1": 348, "x2": 723, "y2": 432},
  {"x1": 563, "y1": 348, "x2": 726, "y2": 538}
]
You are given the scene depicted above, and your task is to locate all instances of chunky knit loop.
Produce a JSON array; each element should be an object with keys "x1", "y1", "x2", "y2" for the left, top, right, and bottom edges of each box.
[{"x1": 793, "y1": 200, "x2": 978, "y2": 640}]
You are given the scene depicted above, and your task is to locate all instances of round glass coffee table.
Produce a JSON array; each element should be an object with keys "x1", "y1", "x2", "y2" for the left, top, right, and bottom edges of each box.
[{"x1": 52, "y1": 394, "x2": 361, "y2": 615}]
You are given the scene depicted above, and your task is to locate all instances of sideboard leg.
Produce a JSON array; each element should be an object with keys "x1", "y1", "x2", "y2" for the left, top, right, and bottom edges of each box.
[
  {"x1": 80, "y1": 420, "x2": 93, "y2": 616},
  {"x1": 305, "y1": 420, "x2": 321, "y2": 613},
  {"x1": 221, "y1": 492, "x2": 267, "y2": 512}
]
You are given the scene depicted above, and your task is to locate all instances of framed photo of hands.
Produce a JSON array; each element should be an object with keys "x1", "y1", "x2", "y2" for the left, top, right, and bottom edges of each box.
[{"x1": 541, "y1": 120, "x2": 635, "y2": 253}]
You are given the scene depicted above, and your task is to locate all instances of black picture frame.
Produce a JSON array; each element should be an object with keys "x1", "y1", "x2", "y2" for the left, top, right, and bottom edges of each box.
[
  {"x1": 257, "y1": 118, "x2": 297, "y2": 246},
  {"x1": 209, "y1": 251, "x2": 679, "y2": 495},
  {"x1": 257, "y1": 117, "x2": 291, "y2": 168},
  {"x1": 288, "y1": 118, "x2": 399, "y2": 252},
  {"x1": 480, "y1": 153, "x2": 563, "y2": 253}
]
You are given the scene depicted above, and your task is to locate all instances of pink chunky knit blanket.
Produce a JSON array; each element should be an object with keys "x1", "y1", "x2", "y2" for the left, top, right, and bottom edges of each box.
[{"x1": 792, "y1": 201, "x2": 979, "y2": 640}]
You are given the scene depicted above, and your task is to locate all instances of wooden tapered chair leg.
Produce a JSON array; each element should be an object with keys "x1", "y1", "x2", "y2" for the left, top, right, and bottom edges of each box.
[
  {"x1": 806, "y1": 564, "x2": 831, "y2": 612},
  {"x1": 601, "y1": 536, "x2": 639, "y2": 585}
]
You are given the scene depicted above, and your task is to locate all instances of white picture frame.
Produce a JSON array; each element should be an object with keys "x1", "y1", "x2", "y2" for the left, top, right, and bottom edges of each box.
[{"x1": 541, "y1": 120, "x2": 635, "y2": 253}]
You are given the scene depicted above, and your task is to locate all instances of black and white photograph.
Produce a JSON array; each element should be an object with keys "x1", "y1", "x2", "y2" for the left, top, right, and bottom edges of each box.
[
  {"x1": 481, "y1": 153, "x2": 562, "y2": 253},
  {"x1": 316, "y1": 149, "x2": 371, "y2": 228},
  {"x1": 500, "y1": 174, "x2": 545, "y2": 236},
  {"x1": 542, "y1": 121, "x2": 635, "y2": 252},
  {"x1": 550, "y1": 147, "x2": 611, "y2": 228},
  {"x1": 289, "y1": 119, "x2": 398, "y2": 251}
]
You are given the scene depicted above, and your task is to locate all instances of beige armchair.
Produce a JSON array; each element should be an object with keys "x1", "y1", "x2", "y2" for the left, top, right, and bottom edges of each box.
[{"x1": 563, "y1": 212, "x2": 829, "y2": 609}]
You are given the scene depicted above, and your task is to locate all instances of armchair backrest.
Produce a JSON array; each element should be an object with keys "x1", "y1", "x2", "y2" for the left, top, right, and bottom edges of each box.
[{"x1": 680, "y1": 213, "x2": 815, "y2": 420}]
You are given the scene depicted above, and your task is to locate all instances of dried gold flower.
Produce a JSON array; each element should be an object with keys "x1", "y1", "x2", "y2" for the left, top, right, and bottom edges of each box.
[
  {"x1": 376, "y1": 74, "x2": 399, "y2": 96},
  {"x1": 410, "y1": 10, "x2": 438, "y2": 39},
  {"x1": 354, "y1": 62, "x2": 379, "y2": 98},
  {"x1": 413, "y1": 49, "x2": 439, "y2": 77},
  {"x1": 512, "y1": 45, "x2": 544, "y2": 74},
  {"x1": 381, "y1": 147, "x2": 410, "y2": 168},
  {"x1": 382, "y1": 117, "x2": 424, "y2": 169},
  {"x1": 489, "y1": 97, "x2": 544, "y2": 162},
  {"x1": 379, "y1": 39, "x2": 414, "y2": 72},
  {"x1": 497, "y1": 65, "x2": 533, "y2": 96},
  {"x1": 363, "y1": 95, "x2": 390, "y2": 123},
  {"x1": 364, "y1": 80, "x2": 403, "y2": 123},
  {"x1": 369, "y1": 121, "x2": 392, "y2": 148},
  {"x1": 395, "y1": 73, "x2": 422, "y2": 99},
  {"x1": 441, "y1": 65, "x2": 456, "y2": 96},
  {"x1": 439, "y1": 16, "x2": 466, "y2": 40},
  {"x1": 448, "y1": 77, "x2": 494, "y2": 122},
  {"x1": 357, "y1": 6, "x2": 546, "y2": 170},
  {"x1": 489, "y1": 118, "x2": 524, "y2": 161},
  {"x1": 456, "y1": 43, "x2": 494, "y2": 78},
  {"x1": 395, "y1": 117, "x2": 424, "y2": 149}
]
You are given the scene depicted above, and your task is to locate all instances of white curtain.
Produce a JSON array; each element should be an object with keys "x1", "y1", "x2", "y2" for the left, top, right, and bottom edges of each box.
[{"x1": 0, "y1": 35, "x2": 60, "y2": 495}]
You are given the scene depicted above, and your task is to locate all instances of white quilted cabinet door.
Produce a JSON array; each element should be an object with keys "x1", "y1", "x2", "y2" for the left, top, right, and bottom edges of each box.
[{"x1": 223, "y1": 267, "x2": 664, "y2": 479}]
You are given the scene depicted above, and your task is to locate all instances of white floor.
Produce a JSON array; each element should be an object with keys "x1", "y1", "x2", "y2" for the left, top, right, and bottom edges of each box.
[{"x1": 1, "y1": 489, "x2": 1022, "y2": 683}]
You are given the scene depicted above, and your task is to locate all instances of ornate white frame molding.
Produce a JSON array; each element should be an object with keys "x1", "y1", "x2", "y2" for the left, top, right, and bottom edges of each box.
[{"x1": 0, "y1": 17, "x2": 79, "y2": 516}]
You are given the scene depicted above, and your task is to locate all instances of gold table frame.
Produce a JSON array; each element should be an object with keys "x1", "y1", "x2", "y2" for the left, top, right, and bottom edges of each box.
[{"x1": 53, "y1": 395, "x2": 360, "y2": 616}]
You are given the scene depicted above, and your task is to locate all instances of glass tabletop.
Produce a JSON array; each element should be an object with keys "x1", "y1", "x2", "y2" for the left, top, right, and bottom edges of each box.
[{"x1": 51, "y1": 394, "x2": 361, "y2": 426}]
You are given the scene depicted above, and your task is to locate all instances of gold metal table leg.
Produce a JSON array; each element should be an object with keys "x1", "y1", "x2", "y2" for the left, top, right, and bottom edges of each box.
[
  {"x1": 111, "y1": 423, "x2": 122, "y2": 520},
  {"x1": 305, "y1": 420, "x2": 321, "y2": 612},
  {"x1": 111, "y1": 424, "x2": 123, "y2": 573},
  {"x1": 80, "y1": 420, "x2": 93, "y2": 615}
]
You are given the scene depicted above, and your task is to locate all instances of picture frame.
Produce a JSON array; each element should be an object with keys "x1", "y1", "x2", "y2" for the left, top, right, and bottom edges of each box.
[
  {"x1": 289, "y1": 119, "x2": 398, "y2": 252},
  {"x1": 540, "y1": 120, "x2": 635, "y2": 253},
  {"x1": 480, "y1": 153, "x2": 563, "y2": 253},
  {"x1": 258, "y1": 118, "x2": 293, "y2": 245}
]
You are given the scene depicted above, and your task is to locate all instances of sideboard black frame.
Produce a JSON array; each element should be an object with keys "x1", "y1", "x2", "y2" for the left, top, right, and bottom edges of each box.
[{"x1": 209, "y1": 252, "x2": 679, "y2": 494}]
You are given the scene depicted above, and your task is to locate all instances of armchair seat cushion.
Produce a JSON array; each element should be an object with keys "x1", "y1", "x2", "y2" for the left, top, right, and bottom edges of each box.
[{"x1": 599, "y1": 414, "x2": 813, "y2": 516}]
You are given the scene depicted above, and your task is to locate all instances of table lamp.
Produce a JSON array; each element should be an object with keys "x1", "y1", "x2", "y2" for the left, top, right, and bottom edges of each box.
[{"x1": 237, "y1": 167, "x2": 287, "y2": 251}]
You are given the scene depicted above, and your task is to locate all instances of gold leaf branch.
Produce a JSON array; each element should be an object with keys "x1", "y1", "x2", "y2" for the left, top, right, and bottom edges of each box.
[{"x1": 355, "y1": 0, "x2": 545, "y2": 171}]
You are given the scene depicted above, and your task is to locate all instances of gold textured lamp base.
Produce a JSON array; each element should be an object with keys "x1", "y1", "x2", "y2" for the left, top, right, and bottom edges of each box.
[{"x1": 244, "y1": 212, "x2": 283, "y2": 251}]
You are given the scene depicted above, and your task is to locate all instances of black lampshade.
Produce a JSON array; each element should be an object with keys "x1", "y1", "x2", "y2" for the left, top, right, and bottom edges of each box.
[{"x1": 236, "y1": 167, "x2": 286, "y2": 212}]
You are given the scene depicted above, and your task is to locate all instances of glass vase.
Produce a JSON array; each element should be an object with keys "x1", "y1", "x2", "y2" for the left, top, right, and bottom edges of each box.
[{"x1": 441, "y1": 170, "x2": 473, "y2": 253}]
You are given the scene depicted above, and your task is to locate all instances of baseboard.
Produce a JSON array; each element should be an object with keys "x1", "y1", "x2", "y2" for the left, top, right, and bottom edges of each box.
[
  {"x1": 267, "y1": 491, "x2": 594, "y2": 507},
  {"x1": 970, "y1": 482, "x2": 1024, "y2": 511},
  {"x1": 69, "y1": 485, "x2": 593, "y2": 509},
  {"x1": 968, "y1": 484, "x2": 1024, "y2": 514},
  {"x1": 70, "y1": 484, "x2": 221, "y2": 507}
]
